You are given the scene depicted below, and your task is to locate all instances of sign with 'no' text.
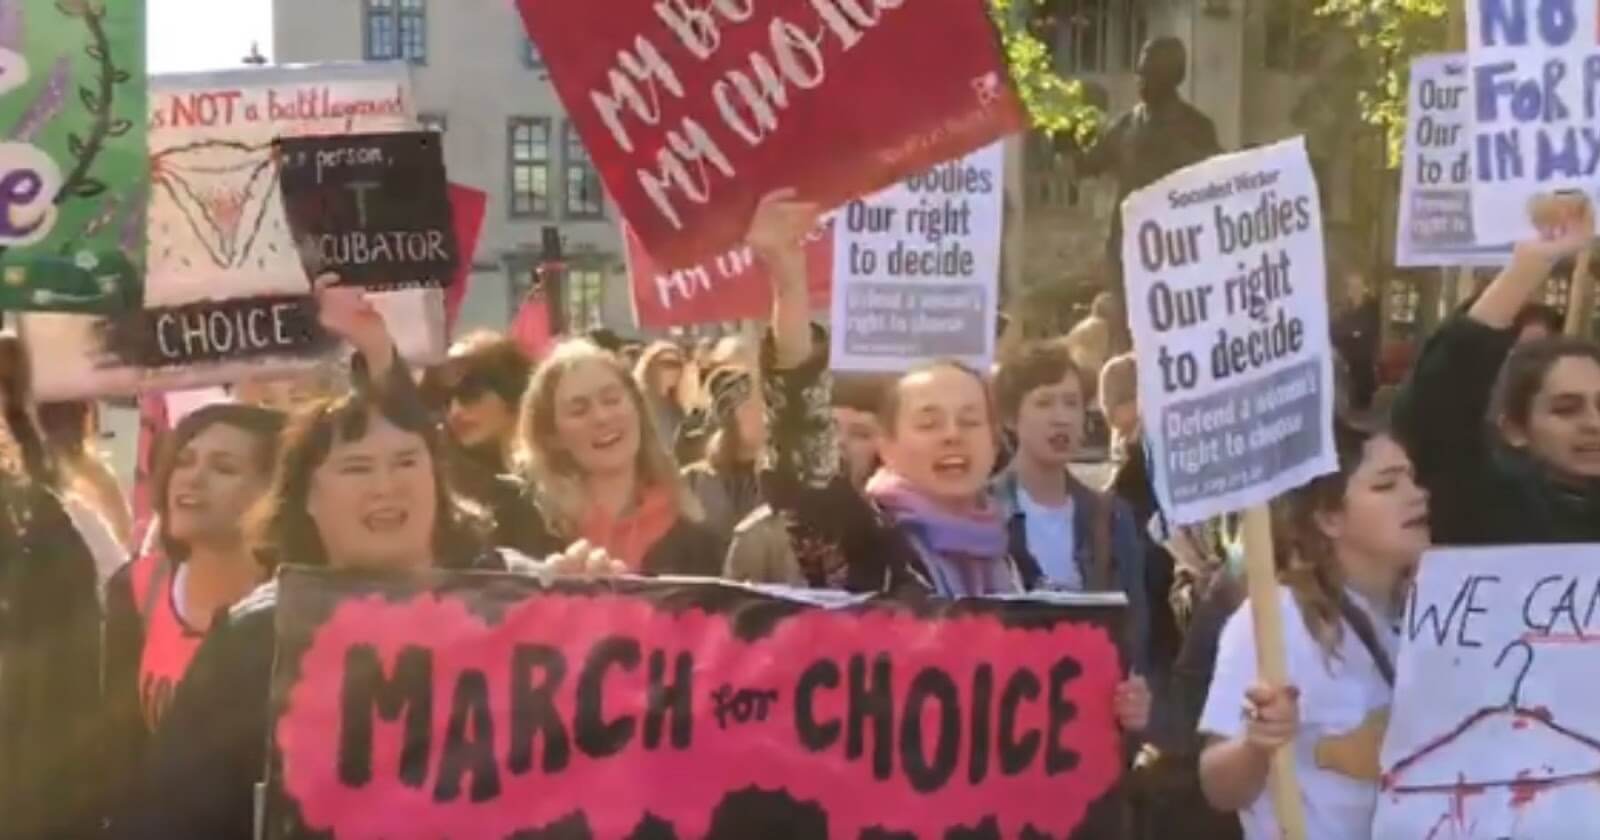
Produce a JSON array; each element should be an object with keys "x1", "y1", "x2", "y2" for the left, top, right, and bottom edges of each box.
[{"x1": 266, "y1": 567, "x2": 1129, "y2": 840}]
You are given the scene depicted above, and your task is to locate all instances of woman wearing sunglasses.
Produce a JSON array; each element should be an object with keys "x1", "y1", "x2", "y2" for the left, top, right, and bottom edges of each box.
[{"x1": 421, "y1": 332, "x2": 535, "y2": 545}]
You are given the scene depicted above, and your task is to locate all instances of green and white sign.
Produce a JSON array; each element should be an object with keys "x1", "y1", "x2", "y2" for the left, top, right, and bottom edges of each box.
[{"x1": 0, "y1": 0, "x2": 146, "y2": 314}]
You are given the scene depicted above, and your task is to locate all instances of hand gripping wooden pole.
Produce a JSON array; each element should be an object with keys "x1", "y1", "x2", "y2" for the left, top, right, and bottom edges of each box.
[{"x1": 1242, "y1": 504, "x2": 1308, "y2": 840}]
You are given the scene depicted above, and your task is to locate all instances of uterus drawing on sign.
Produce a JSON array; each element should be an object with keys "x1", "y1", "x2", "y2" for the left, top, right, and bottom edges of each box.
[
  {"x1": 1382, "y1": 642, "x2": 1600, "y2": 839},
  {"x1": 147, "y1": 138, "x2": 304, "y2": 306}
]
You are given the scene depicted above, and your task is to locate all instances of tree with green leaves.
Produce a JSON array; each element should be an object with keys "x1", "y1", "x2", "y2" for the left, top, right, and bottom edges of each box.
[
  {"x1": 1311, "y1": 0, "x2": 1449, "y2": 166},
  {"x1": 989, "y1": 0, "x2": 1103, "y2": 145}
]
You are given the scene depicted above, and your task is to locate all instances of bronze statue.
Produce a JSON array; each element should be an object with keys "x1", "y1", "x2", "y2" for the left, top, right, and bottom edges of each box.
[{"x1": 1075, "y1": 37, "x2": 1221, "y2": 288}]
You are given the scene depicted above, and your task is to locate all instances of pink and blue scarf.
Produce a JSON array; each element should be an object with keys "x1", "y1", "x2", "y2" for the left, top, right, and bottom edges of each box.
[{"x1": 864, "y1": 470, "x2": 1015, "y2": 598}]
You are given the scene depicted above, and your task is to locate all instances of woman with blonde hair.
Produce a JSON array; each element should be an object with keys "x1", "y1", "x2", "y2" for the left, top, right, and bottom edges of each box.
[
  {"x1": 514, "y1": 339, "x2": 720, "y2": 575},
  {"x1": 1199, "y1": 424, "x2": 1430, "y2": 839}
]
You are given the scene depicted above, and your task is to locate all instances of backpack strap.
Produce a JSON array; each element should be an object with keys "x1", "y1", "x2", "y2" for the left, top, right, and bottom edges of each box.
[
  {"x1": 1337, "y1": 592, "x2": 1395, "y2": 687},
  {"x1": 1091, "y1": 491, "x2": 1113, "y2": 591}
]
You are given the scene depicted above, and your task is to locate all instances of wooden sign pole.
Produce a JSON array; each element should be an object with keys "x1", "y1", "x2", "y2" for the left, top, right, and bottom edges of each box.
[
  {"x1": 1241, "y1": 503, "x2": 1308, "y2": 840},
  {"x1": 1565, "y1": 246, "x2": 1594, "y2": 338}
]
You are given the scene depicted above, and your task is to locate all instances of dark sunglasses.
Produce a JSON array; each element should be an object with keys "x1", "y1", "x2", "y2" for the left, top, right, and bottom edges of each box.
[{"x1": 449, "y1": 373, "x2": 495, "y2": 405}]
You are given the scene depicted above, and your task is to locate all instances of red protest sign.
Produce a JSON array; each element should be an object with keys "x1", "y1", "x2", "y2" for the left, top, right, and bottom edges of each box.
[
  {"x1": 515, "y1": 0, "x2": 1025, "y2": 270},
  {"x1": 626, "y1": 221, "x2": 833, "y2": 329},
  {"x1": 443, "y1": 184, "x2": 488, "y2": 334},
  {"x1": 268, "y1": 568, "x2": 1127, "y2": 840}
]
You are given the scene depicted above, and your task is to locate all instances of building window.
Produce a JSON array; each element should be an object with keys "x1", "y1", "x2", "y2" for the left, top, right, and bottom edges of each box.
[
  {"x1": 523, "y1": 37, "x2": 543, "y2": 69},
  {"x1": 1052, "y1": 0, "x2": 1146, "y2": 75},
  {"x1": 419, "y1": 112, "x2": 447, "y2": 135},
  {"x1": 365, "y1": 0, "x2": 427, "y2": 63},
  {"x1": 1386, "y1": 280, "x2": 1420, "y2": 326},
  {"x1": 1264, "y1": 1, "x2": 1320, "y2": 72},
  {"x1": 508, "y1": 117, "x2": 551, "y2": 218},
  {"x1": 564, "y1": 122, "x2": 604, "y2": 219},
  {"x1": 564, "y1": 269, "x2": 604, "y2": 331}
]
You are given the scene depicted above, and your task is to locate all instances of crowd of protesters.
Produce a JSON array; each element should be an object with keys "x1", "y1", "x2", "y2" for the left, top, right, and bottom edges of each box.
[{"x1": 0, "y1": 188, "x2": 1595, "y2": 840}]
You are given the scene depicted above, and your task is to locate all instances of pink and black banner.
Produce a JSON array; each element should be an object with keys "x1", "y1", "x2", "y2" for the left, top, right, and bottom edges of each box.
[{"x1": 266, "y1": 568, "x2": 1128, "y2": 839}]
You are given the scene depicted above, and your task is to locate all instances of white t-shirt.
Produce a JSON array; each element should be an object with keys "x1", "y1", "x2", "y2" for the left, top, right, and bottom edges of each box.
[
  {"x1": 1017, "y1": 487, "x2": 1080, "y2": 590},
  {"x1": 1199, "y1": 585, "x2": 1397, "y2": 840}
]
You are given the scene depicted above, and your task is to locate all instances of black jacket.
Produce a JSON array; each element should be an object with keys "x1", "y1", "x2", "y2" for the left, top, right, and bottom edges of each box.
[
  {"x1": 758, "y1": 329, "x2": 998, "y2": 595},
  {"x1": 0, "y1": 482, "x2": 106, "y2": 840},
  {"x1": 118, "y1": 552, "x2": 521, "y2": 840},
  {"x1": 1394, "y1": 316, "x2": 1600, "y2": 544}
]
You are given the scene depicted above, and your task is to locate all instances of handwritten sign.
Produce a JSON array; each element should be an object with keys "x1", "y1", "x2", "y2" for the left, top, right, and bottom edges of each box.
[
  {"x1": 1397, "y1": 53, "x2": 1512, "y2": 267},
  {"x1": 830, "y1": 142, "x2": 1002, "y2": 373},
  {"x1": 1375, "y1": 544, "x2": 1600, "y2": 839},
  {"x1": 0, "y1": 0, "x2": 146, "y2": 314},
  {"x1": 1466, "y1": 0, "x2": 1600, "y2": 243},
  {"x1": 514, "y1": 0, "x2": 1025, "y2": 270},
  {"x1": 19, "y1": 64, "x2": 461, "y2": 400},
  {"x1": 1121, "y1": 137, "x2": 1336, "y2": 525},
  {"x1": 277, "y1": 131, "x2": 459, "y2": 290},
  {"x1": 625, "y1": 219, "x2": 832, "y2": 329},
  {"x1": 266, "y1": 568, "x2": 1129, "y2": 840}
]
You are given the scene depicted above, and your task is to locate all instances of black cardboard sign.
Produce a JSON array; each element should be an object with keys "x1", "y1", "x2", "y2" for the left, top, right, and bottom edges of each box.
[{"x1": 276, "y1": 131, "x2": 459, "y2": 290}]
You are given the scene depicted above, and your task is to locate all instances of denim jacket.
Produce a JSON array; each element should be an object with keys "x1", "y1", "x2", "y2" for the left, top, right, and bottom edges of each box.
[{"x1": 991, "y1": 468, "x2": 1151, "y2": 673}]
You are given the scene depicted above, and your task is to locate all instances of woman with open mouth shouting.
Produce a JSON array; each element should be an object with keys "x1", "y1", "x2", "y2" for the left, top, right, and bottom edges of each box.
[
  {"x1": 119, "y1": 277, "x2": 622, "y2": 840},
  {"x1": 99, "y1": 401, "x2": 284, "y2": 825},
  {"x1": 748, "y1": 191, "x2": 1150, "y2": 733},
  {"x1": 508, "y1": 336, "x2": 721, "y2": 577}
]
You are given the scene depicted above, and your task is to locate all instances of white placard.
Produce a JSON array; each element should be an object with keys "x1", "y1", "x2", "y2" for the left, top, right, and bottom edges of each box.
[
  {"x1": 1121, "y1": 136, "x2": 1336, "y2": 525},
  {"x1": 829, "y1": 142, "x2": 1002, "y2": 374},
  {"x1": 1397, "y1": 53, "x2": 1512, "y2": 267},
  {"x1": 1467, "y1": 0, "x2": 1600, "y2": 244},
  {"x1": 1375, "y1": 544, "x2": 1600, "y2": 839},
  {"x1": 23, "y1": 63, "x2": 446, "y2": 400}
]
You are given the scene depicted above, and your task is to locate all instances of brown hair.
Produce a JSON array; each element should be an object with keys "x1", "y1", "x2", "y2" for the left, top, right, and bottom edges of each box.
[
  {"x1": 0, "y1": 335, "x2": 52, "y2": 485},
  {"x1": 154, "y1": 404, "x2": 284, "y2": 562},
  {"x1": 634, "y1": 340, "x2": 694, "y2": 406},
  {"x1": 422, "y1": 330, "x2": 533, "y2": 411},
  {"x1": 992, "y1": 341, "x2": 1086, "y2": 423},
  {"x1": 1491, "y1": 335, "x2": 1600, "y2": 434},
  {"x1": 517, "y1": 339, "x2": 701, "y2": 539},
  {"x1": 878, "y1": 359, "x2": 997, "y2": 437},
  {"x1": 1280, "y1": 422, "x2": 1385, "y2": 661},
  {"x1": 250, "y1": 388, "x2": 487, "y2": 573}
]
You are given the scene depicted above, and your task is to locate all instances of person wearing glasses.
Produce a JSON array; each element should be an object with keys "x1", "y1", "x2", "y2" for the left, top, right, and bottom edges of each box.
[{"x1": 420, "y1": 331, "x2": 535, "y2": 547}]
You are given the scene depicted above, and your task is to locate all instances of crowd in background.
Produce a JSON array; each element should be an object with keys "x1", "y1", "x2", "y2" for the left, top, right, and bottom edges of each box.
[{"x1": 0, "y1": 194, "x2": 1597, "y2": 840}]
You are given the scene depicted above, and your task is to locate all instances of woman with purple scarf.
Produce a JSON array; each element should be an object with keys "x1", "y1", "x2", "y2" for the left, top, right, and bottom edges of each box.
[{"x1": 745, "y1": 190, "x2": 1150, "y2": 730}]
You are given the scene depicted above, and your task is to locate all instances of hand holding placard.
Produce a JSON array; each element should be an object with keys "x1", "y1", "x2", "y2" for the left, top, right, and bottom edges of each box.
[{"x1": 313, "y1": 273, "x2": 394, "y2": 379}]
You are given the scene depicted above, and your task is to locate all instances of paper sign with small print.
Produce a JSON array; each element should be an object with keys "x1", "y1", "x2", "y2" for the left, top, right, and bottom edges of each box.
[
  {"x1": 1466, "y1": 0, "x2": 1600, "y2": 243},
  {"x1": 1396, "y1": 53, "x2": 1512, "y2": 267},
  {"x1": 829, "y1": 142, "x2": 1002, "y2": 373},
  {"x1": 1121, "y1": 136, "x2": 1336, "y2": 525},
  {"x1": 513, "y1": 0, "x2": 1025, "y2": 270},
  {"x1": 277, "y1": 131, "x2": 458, "y2": 290}
]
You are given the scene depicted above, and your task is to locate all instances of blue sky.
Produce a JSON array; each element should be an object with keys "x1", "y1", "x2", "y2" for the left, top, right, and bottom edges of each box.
[{"x1": 148, "y1": 0, "x2": 272, "y2": 74}]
